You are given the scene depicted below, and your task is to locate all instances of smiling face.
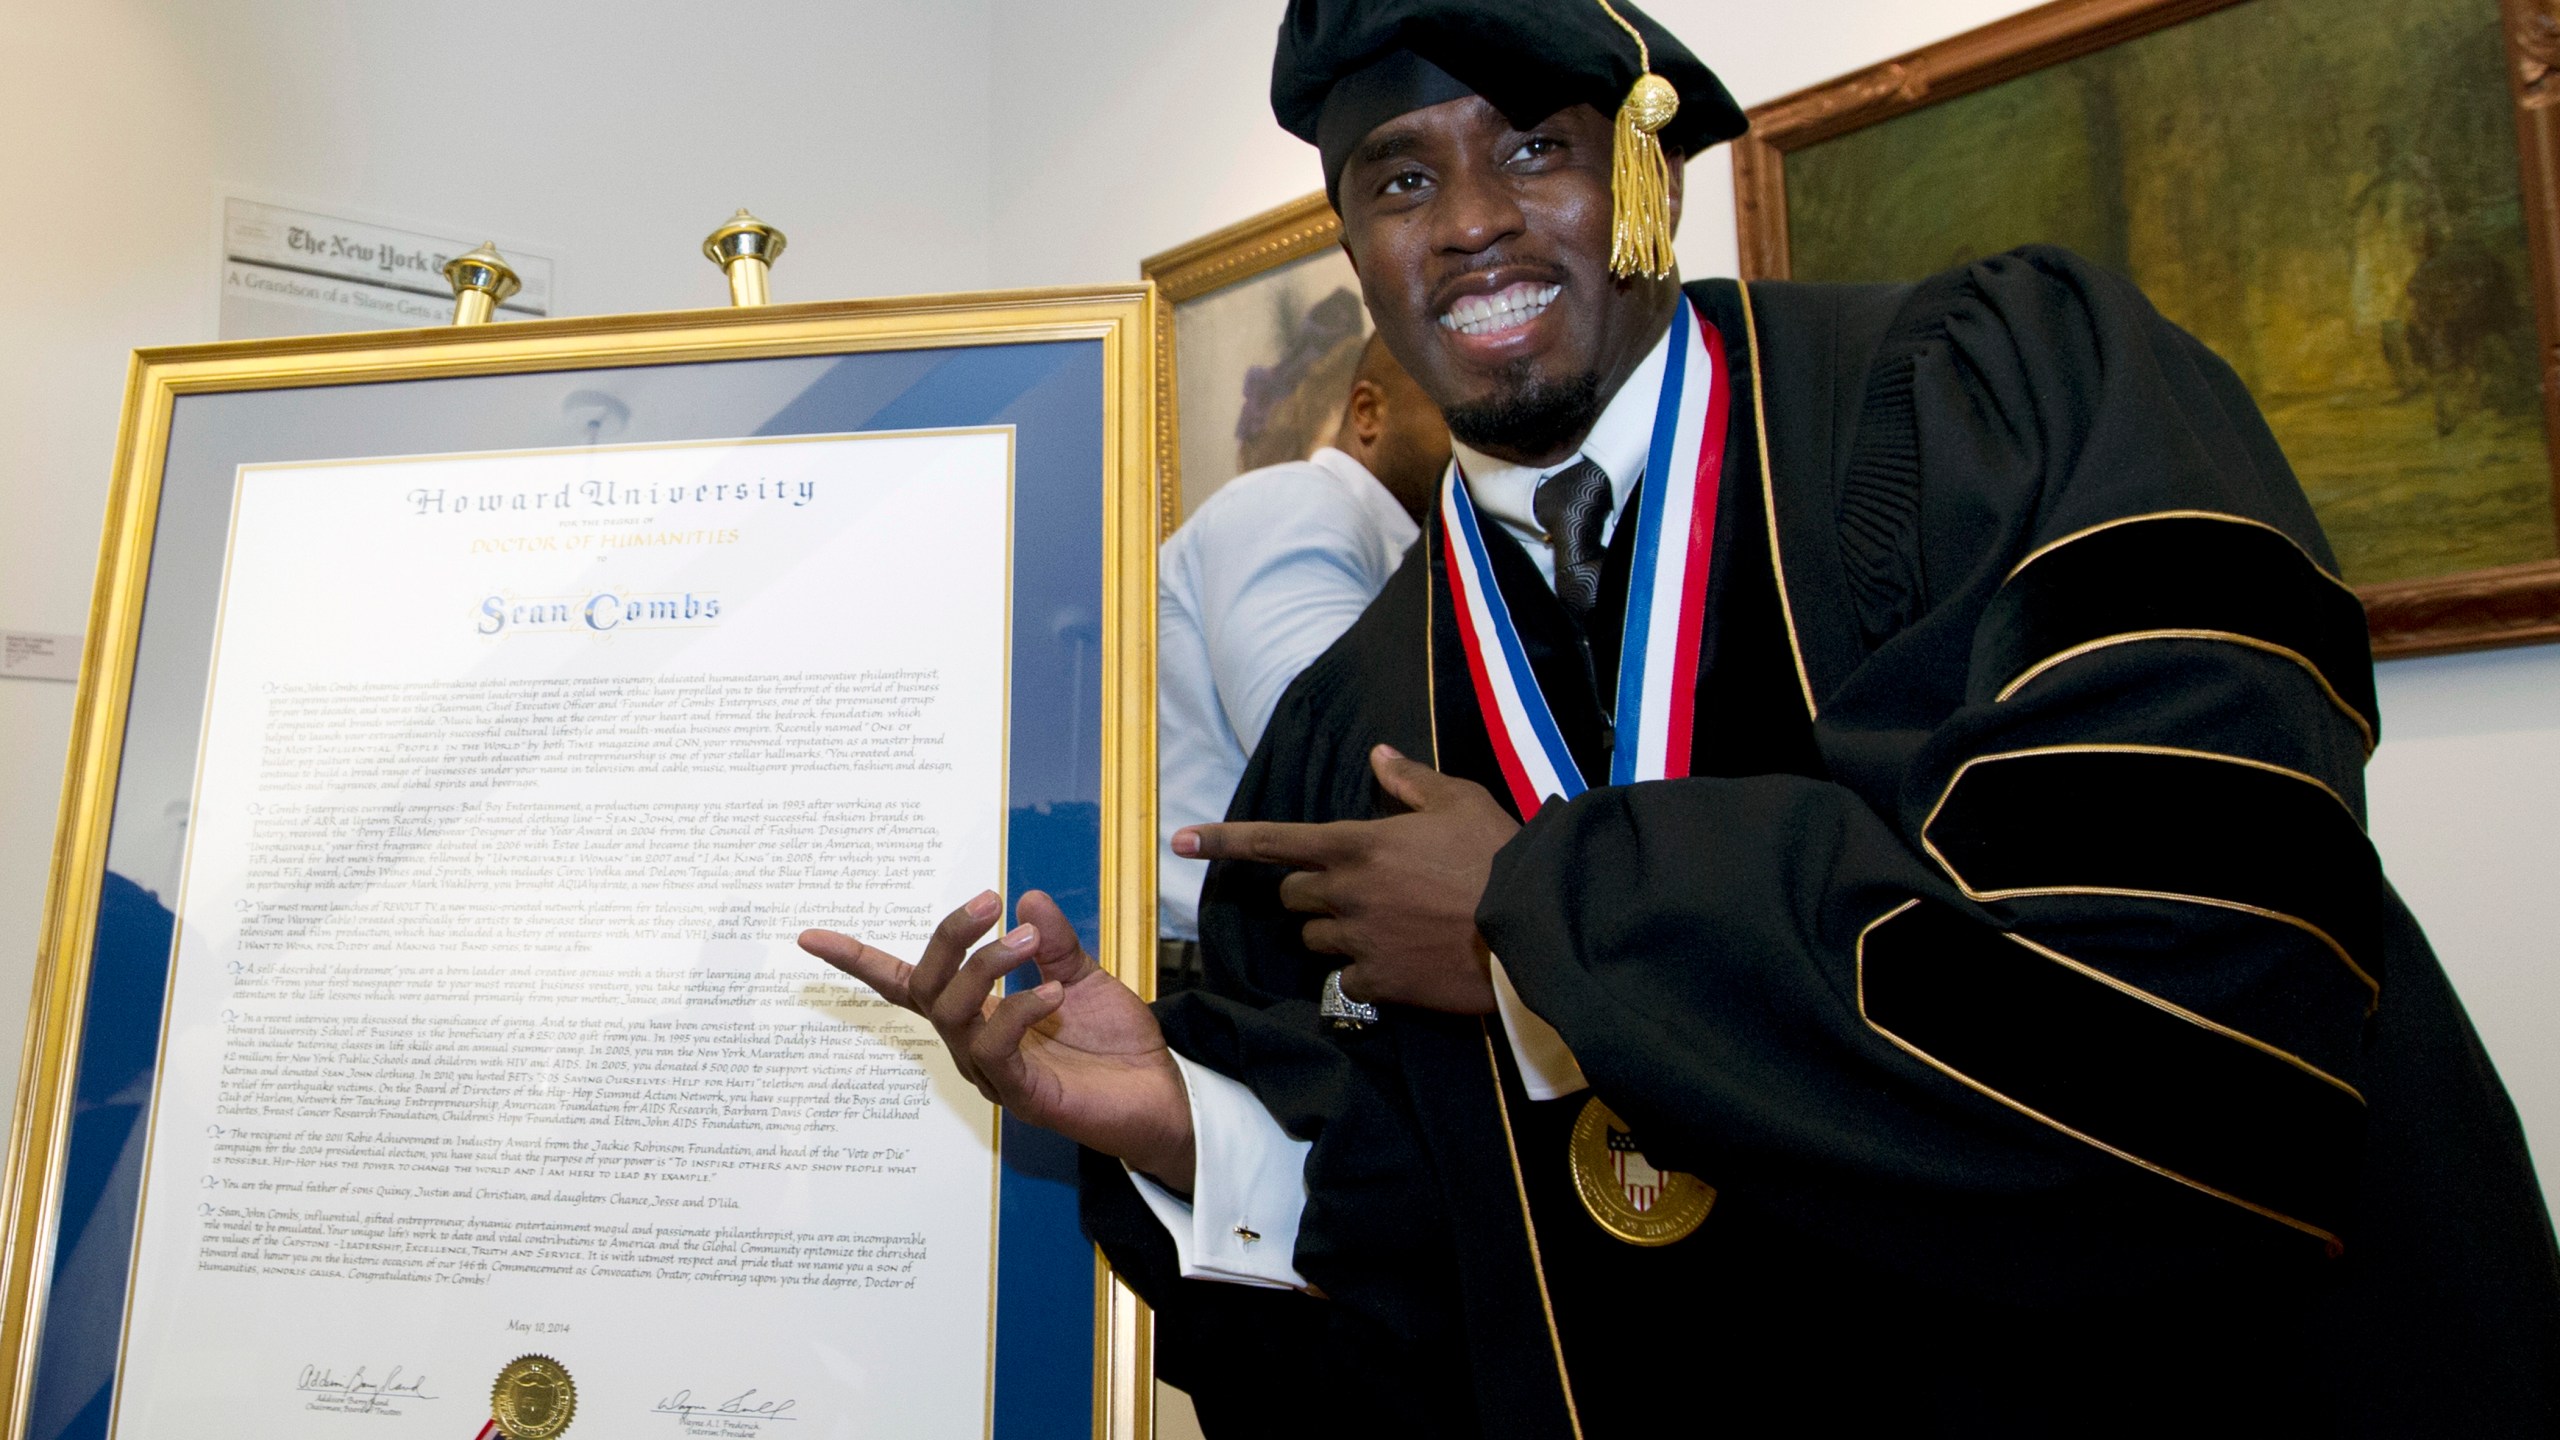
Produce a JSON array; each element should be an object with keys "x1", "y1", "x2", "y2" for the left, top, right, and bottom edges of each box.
[{"x1": 1335, "y1": 95, "x2": 1684, "y2": 466}]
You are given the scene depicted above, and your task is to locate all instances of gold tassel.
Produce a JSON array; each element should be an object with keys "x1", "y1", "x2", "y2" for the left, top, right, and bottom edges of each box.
[{"x1": 1597, "y1": 0, "x2": 1680, "y2": 279}]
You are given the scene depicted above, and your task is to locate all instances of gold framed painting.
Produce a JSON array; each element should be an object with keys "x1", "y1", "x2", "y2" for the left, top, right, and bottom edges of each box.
[
  {"x1": 1733, "y1": 0, "x2": 2560, "y2": 657},
  {"x1": 7, "y1": 290, "x2": 1160, "y2": 1439},
  {"x1": 1141, "y1": 193, "x2": 1369, "y2": 536}
]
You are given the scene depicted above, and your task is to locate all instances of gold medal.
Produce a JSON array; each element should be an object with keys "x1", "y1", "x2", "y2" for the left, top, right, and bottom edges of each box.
[
  {"x1": 1568, "y1": 1096, "x2": 1715, "y2": 1246},
  {"x1": 490, "y1": 1354, "x2": 577, "y2": 1440}
]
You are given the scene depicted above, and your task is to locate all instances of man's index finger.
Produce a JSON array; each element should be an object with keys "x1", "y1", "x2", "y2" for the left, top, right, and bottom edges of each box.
[{"x1": 1187, "y1": 818, "x2": 1356, "y2": 868}]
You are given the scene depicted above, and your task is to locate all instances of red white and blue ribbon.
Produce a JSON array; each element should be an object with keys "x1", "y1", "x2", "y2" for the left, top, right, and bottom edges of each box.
[{"x1": 1442, "y1": 298, "x2": 1731, "y2": 819}]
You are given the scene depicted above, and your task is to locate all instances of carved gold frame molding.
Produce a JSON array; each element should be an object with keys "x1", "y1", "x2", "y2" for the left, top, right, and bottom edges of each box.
[
  {"x1": 1139, "y1": 192, "x2": 1343, "y2": 538},
  {"x1": 1732, "y1": 0, "x2": 2560, "y2": 659}
]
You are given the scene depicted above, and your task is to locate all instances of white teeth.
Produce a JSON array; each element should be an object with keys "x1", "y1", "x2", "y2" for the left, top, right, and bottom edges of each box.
[{"x1": 1438, "y1": 282, "x2": 1563, "y2": 335}]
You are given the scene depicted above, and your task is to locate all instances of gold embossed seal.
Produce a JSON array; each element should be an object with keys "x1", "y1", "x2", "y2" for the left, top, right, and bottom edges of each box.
[
  {"x1": 1568, "y1": 1096, "x2": 1716, "y2": 1246},
  {"x1": 490, "y1": 1354, "x2": 576, "y2": 1440}
]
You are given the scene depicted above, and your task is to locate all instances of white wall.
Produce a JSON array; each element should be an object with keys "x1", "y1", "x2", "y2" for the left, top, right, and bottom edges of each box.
[
  {"x1": 0, "y1": 0, "x2": 998, "y2": 1086},
  {"x1": 2370, "y1": 647, "x2": 2560, "y2": 1181}
]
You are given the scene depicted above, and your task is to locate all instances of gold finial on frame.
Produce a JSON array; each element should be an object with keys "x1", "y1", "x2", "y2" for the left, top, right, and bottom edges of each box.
[
  {"x1": 441, "y1": 243, "x2": 522, "y2": 326},
  {"x1": 703, "y1": 209, "x2": 788, "y2": 306}
]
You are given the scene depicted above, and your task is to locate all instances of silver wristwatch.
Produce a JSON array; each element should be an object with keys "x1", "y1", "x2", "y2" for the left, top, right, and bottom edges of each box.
[{"x1": 1319, "y1": 969, "x2": 1380, "y2": 1030}]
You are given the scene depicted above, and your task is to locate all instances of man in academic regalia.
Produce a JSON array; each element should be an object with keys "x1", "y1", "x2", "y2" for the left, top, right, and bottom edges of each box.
[{"x1": 799, "y1": 1, "x2": 2560, "y2": 1433}]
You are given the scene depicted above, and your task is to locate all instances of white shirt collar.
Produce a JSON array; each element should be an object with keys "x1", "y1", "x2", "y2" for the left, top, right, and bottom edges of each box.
[{"x1": 1445, "y1": 314, "x2": 1675, "y2": 565}]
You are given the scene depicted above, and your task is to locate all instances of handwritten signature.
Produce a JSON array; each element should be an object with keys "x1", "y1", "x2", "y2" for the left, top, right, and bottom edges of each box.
[
  {"x1": 653, "y1": 1388, "x2": 799, "y2": 1420},
  {"x1": 296, "y1": 1365, "x2": 436, "y2": 1413}
]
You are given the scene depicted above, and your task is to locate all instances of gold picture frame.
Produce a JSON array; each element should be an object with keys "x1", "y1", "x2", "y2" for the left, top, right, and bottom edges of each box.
[
  {"x1": 4, "y1": 288, "x2": 1161, "y2": 1439},
  {"x1": 1141, "y1": 192, "x2": 1362, "y2": 538}
]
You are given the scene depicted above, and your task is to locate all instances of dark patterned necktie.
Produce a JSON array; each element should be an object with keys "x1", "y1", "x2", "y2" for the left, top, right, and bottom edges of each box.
[{"x1": 1532, "y1": 457, "x2": 1612, "y2": 616}]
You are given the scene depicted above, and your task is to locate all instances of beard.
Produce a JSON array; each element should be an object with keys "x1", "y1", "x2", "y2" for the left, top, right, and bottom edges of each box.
[{"x1": 1441, "y1": 363, "x2": 1605, "y2": 458}]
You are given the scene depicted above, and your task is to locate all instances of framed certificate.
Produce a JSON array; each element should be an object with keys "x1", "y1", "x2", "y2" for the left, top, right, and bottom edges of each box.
[{"x1": 5, "y1": 289, "x2": 1159, "y2": 1440}]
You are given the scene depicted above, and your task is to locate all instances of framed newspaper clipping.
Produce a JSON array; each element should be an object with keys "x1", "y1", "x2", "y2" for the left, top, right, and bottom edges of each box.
[{"x1": 4, "y1": 286, "x2": 1160, "y2": 1440}]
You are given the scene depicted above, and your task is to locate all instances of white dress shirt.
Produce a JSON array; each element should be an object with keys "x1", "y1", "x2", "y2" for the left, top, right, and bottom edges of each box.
[
  {"x1": 1139, "y1": 320, "x2": 1679, "y2": 1286},
  {"x1": 1158, "y1": 447, "x2": 1421, "y2": 941}
]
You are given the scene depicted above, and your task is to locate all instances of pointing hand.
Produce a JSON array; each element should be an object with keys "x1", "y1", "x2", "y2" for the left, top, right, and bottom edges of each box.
[{"x1": 799, "y1": 889, "x2": 1196, "y2": 1191}]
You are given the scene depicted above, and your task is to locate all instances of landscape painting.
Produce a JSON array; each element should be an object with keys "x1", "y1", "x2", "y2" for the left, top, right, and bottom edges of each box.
[{"x1": 1776, "y1": 0, "x2": 2555, "y2": 589}]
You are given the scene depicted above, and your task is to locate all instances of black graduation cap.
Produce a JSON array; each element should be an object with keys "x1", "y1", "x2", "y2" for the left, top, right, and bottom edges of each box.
[{"x1": 1271, "y1": 0, "x2": 1746, "y2": 276}]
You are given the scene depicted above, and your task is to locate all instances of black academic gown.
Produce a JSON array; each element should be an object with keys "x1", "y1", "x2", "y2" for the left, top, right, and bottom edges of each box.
[{"x1": 1082, "y1": 248, "x2": 2560, "y2": 1438}]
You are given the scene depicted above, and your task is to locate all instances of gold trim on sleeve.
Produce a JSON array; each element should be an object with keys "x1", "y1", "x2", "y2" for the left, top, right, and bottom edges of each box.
[
  {"x1": 1915, "y1": 743, "x2": 2380, "y2": 1004},
  {"x1": 1992, "y1": 629, "x2": 2377, "y2": 756},
  {"x1": 1852, "y1": 900, "x2": 2346, "y2": 1256},
  {"x1": 1999, "y1": 928, "x2": 2362, "y2": 1102},
  {"x1": 2000, "y1": 509, "x2": 2361, "y2": 598},
  {"x1": 1919, "y1": 743, "x2": 2363, "y2": 840}
]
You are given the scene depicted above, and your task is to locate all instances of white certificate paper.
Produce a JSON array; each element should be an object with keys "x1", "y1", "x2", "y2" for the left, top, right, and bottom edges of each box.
[{"x1": 115, "y1": 430, "x2": 1013, "y2": 1439}]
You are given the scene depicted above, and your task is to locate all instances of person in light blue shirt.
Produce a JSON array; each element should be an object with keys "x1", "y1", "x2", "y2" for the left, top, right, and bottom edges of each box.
[{"x1": 1156, "y1": 334, "x2": 1448, "y2": 961}]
